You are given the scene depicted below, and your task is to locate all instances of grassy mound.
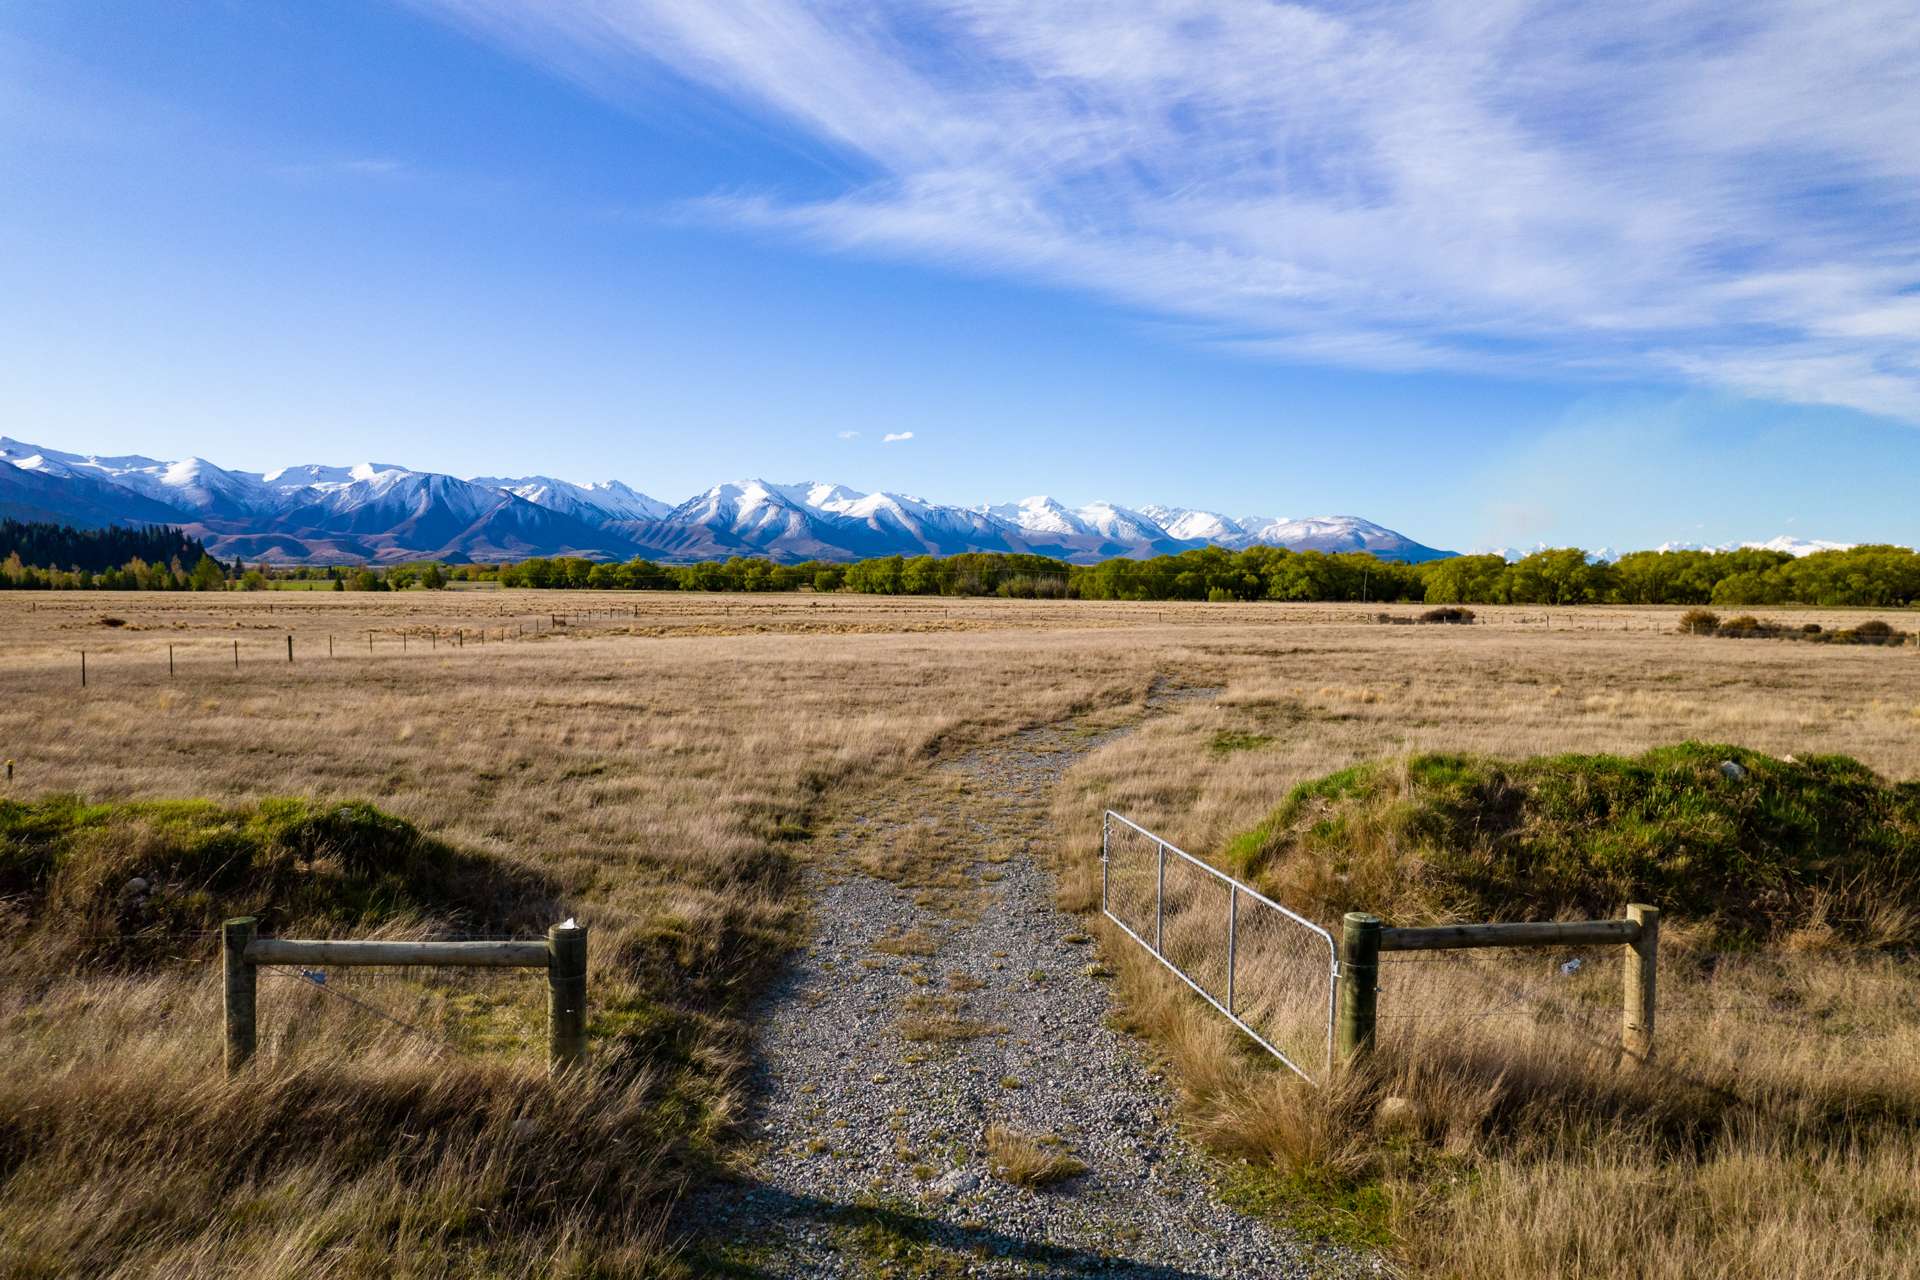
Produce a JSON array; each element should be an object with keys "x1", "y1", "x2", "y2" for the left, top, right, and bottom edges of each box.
[
  {"x1": 1224, "y1": 743, "x2": 1920, "y2": 945},
  {"x1": 0, "y1": 796, "x2": 557, "y2": 975}
]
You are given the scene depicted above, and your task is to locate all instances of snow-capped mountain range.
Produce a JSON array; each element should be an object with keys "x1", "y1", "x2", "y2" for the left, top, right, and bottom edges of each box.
[{"x1": 0, "y1": 435, "x2": 1455, "y2": 566}]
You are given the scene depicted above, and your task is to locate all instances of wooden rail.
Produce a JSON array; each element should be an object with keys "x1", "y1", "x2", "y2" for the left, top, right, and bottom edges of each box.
[
  {"x1": 1337, "y1": 904, "x2": 1658, "y2": 1068},
  {"x1": 246, "y1": 938, "x2": 550, "y2": 967},
  {"x1": 222, "y1": 918, "x2": 588, "y2": 1076},
  {"x1": 1378, "y1": 919, "x2": 1642, "y2": 952}
]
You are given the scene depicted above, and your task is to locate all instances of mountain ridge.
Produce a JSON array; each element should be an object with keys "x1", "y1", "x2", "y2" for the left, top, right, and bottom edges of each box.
[{"x1": 0, "y1": 434, "x2": 1459, "y2": 566}]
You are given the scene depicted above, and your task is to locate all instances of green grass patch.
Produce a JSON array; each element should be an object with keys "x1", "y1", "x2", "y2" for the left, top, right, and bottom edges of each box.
[
  {"x1": 1209, "y1": 730, "x2": 1276, "y2": 756},
  {"x1": 0, "y1": 795, "x2": 557, "y2": 972},
  {"x1": 1231, "y1": 743, "x2": 1920, "y2": 945},
  {"x1": 1217, "y1": 1161, "x2": 1395, "y2": 1249}
]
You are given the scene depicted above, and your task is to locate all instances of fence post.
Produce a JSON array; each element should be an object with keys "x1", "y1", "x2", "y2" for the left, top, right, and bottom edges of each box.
[
  {"x1": 547, "y1": 921, "x2": 589, "y2": 1073},
  {"x1": 1336, "y1": 912, "x2": 1381, "y2": 1064},
  {"x1": 1227, "y1": 882, "x2": 1238, "y2": 1017},
  {"x1": 223, "y1": 916, "x2": 258, "y2": 1075},
  {"x1": 286, "y1": 635, "x2": 293, "y2": 663},
  {"x1": 1622, "y1": 903, "x2": 1659, "y2": 1066},
  {"x1": 1099, "y1": 812, "x2": 1110, "y2": 914},
  {"x1": 1154, "y1": 840, "x2": 1166, "y2": 952}
]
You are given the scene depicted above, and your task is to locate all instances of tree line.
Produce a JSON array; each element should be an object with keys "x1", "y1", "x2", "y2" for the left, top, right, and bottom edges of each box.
[
  {"x1": 0, "y1": 520, "x2": 227, "y2": 591},
  {"x1": 469, "y1": 543, "x2": 1920, "y2": 608},
  {"x1": 6, "y1": 515, "x2": 1917, "y2": 608}
]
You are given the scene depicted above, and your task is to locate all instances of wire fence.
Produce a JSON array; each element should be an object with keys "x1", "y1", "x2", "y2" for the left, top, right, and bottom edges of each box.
[
  {"x1": 1101, "y1": 810, "x2": 1336, "y2": 1083},
  {"x1": 1367, "y1": 941, "x2": 1920, "y2": 1113}
]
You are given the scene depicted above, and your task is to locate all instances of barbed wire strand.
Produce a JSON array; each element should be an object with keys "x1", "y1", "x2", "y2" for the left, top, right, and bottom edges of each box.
[{"x1": 258, "y1": 966, "x2": 455, "y2": 1056}]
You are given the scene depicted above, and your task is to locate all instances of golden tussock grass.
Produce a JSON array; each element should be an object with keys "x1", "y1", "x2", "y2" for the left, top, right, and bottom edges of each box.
[
  {"x1": 982, "y1": 1124, "x2": 1087, "y2": 1188},
  {"x1": 5, "y1": 592, "x2": 1918, "y2": 1274},
  {"x1": 1050, "y1": 604, "x2": 1920, "y2": 1276},
  {"x1": 1, "y1": 590, "x2": 1163, "y2": 1275}
]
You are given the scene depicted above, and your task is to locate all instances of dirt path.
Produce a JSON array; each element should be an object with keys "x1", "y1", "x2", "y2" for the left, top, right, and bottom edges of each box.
[{"x1": 685, "y1": 705, "x2": 1368, "y2": 1278}]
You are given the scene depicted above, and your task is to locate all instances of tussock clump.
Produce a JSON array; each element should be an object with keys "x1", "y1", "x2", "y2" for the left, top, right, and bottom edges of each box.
[
  {"x1": 984, "y1": 1124, "x2": 1086, "y2": 1188},
  {"x1": 873, "y1": 927, "x2": 941, "y2": 956},
  {"x1": 0, "y1": 1042, "x2": 681, "y2": 1275},
  {"x1": 1223, "y1": 744, "x2": 1920, "y2": 946},
  {"x1": 897, "y1": 993, "x2": 1000, "y2": 1042},
  {"x1": 1677, "y1": 608, "x2": 1719, "y2": 635}
]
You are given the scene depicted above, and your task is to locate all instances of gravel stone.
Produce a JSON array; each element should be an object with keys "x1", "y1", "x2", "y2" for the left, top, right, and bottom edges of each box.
[{"x1": 684, "y1": 699, "x2": 1376, "y2": 1278}]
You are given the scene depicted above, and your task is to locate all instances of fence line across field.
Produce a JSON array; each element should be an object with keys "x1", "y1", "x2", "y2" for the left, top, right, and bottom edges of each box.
[{"x1": 1101, "y1": 810, "x2": 1337, "y2": 1084}]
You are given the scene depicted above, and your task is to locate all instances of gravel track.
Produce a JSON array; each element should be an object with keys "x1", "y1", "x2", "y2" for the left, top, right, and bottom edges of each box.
[{"x1": 685, "y1": 705, "x2": 1370, "y2": 1278}]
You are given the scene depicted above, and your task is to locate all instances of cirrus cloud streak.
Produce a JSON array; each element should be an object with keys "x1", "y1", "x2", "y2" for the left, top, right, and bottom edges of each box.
[{"x1": 412, "y1": 0, "x2": 1920, "y2": 422}]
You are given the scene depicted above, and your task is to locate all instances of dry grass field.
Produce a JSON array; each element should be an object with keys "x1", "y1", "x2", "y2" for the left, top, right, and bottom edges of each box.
[{"x1": 2, "y1": 589, "x2": 1917, "y2": 1276}]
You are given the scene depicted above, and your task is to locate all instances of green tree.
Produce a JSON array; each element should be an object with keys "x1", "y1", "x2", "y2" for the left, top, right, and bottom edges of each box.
[{"x1": 190, "y1": 554, "x2": 227, "y2": 592}]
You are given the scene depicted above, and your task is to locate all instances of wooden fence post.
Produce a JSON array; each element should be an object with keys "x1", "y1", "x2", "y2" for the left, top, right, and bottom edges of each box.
[
  {"x1": 223, "y1": 916, "x2": 258, "y2": 1075},
  {"x1": 1337, "y1": 912, "x2": 1381, "y2": 1064},
  {"x1": 1622, "y1": 903, "x2": 1659, "y2": 1066},
  {"x1": 547, "y1": 922, "x2": 589, "y2": 1073},
  {"x1": 286, "y1": 635, "x2": 293, "y2": 663},
  {"x1": 80, "y1": 650, "x2": 87, "y2": 687}
]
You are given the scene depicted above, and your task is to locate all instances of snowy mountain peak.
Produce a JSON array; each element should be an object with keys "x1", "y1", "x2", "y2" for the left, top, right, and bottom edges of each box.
[
  {"x1": 264, "y1": 462, "x2": 411, "y2": 491},
  {"x1": 981, "y1": 495, "x2": 1125, "y2": 539},
  {"x1": 1139, "y1": 505, "x2": 1246, "y2": 542}
]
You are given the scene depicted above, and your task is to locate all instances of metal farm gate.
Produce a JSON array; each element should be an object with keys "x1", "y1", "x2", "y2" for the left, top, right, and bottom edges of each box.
[{"x1": 1101, "y1": 810, "x2": 1336, "y2": 1083}]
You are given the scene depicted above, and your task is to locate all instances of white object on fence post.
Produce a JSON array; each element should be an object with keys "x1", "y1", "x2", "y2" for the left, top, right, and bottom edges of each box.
[{"x1": 548, "y1": 920, "x2": 589, "y2": 1074}]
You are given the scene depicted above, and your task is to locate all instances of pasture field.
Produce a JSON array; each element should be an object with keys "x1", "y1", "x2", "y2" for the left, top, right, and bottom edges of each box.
[{"x1": 2, "y1": 590, "x2": 1916, "y2": 1277}]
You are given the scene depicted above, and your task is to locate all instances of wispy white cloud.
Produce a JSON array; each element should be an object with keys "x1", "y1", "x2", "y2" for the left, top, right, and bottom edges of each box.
[
  {"x1": 410, "y1": 0, "x2": 1920, "y2": 422},
  {"x1": 882, "y1": 430, "x2": 913, "y2": 443},
  {"x1": 837, "y1": 429, "x2": 860, "y2": 439},
  {"x1": 273, "y1": 157, "x2": 409, "y2": 181}
]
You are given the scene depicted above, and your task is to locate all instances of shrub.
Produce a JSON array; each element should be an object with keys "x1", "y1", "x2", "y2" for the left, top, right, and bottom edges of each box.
[
  {"x1": 1801, "y1": 622, "x2": 1822, "y2": 634},
  {"x1": 1225, "y1": 744, "x2": 1920, "y2": 946},
  {"x1": 1854, "y1": 619, "x2": 1897, "y2": 644},
  {"x1": 1718, "y1": 614, "x2": 1768, "y2": 637},
  {"x1": 0, "y1": 795, "x2": 558, "y2": 973},
  {"x1": 1677, "y1": 608, "x2": 1718, "y2": 635},
  {"x1": 1419, "y1": 606, "x2": 1475, "y2": 624}
]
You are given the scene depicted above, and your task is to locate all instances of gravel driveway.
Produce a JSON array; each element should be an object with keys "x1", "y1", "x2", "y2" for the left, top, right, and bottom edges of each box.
[{"x1": 683, "y1": 707, "x2": 1371, "y2": 1278}]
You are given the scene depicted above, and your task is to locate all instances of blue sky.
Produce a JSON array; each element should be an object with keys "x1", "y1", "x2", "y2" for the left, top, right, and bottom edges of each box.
[{"x1": 2, "y1": 1, "x2": 1917, "y2": 553}]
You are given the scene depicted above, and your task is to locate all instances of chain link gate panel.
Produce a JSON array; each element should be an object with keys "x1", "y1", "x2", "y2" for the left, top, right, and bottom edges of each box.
[{"x1": 1101, "y1": 811, "x2": 1336, "y2": 1083}]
